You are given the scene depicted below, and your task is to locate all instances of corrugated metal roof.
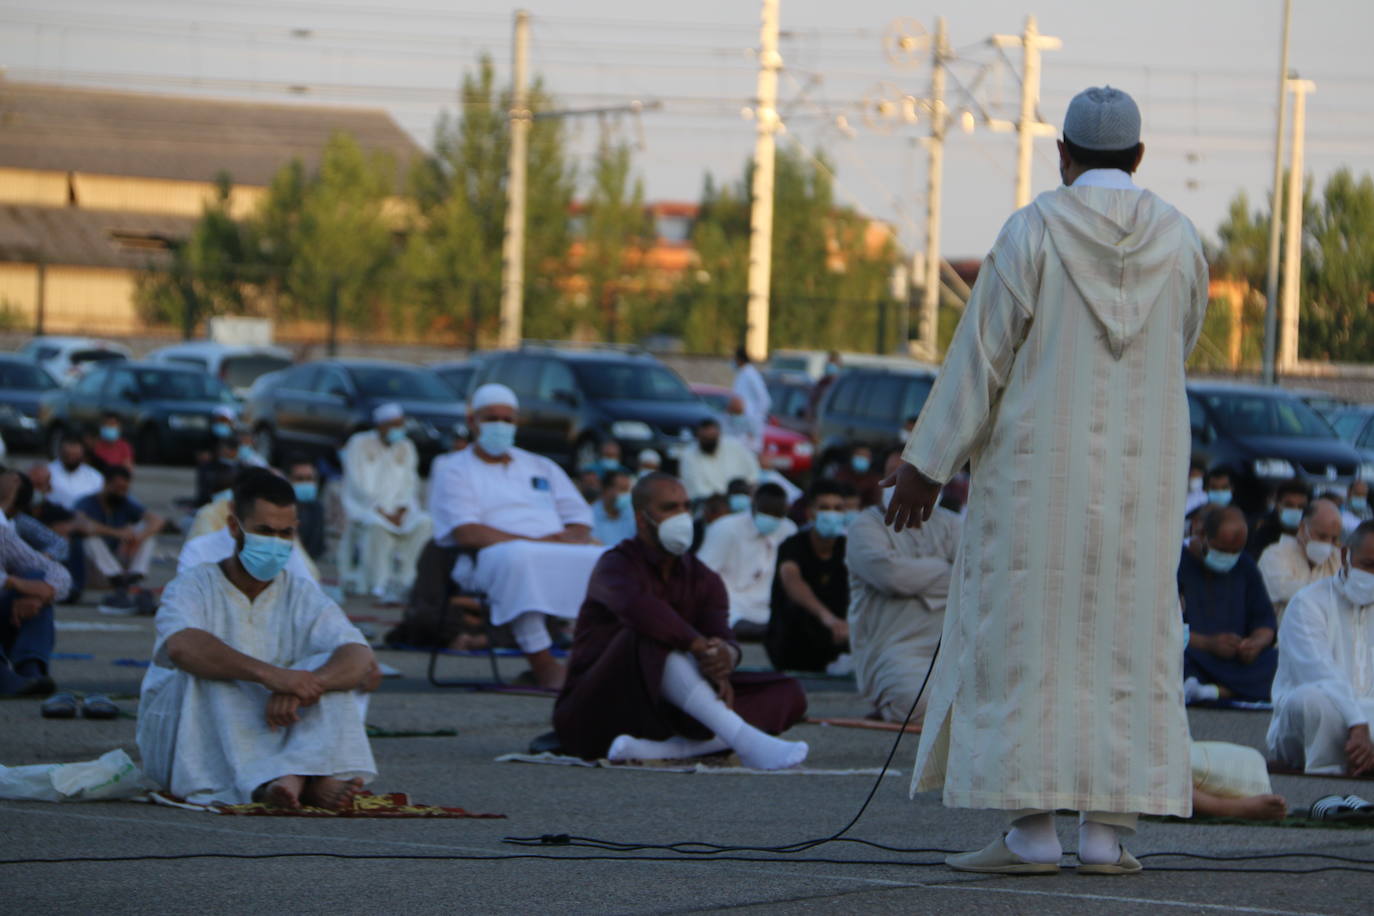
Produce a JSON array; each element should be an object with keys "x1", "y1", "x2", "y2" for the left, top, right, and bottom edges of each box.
[
  {"x1": 0, "y1": 205, "x2": 193, "y2": 269},
  {"x1": 0, "y1": 79, "x2": 424, "y2": 187}
]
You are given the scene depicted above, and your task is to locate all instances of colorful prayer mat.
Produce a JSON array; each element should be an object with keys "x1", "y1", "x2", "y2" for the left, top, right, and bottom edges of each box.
[{"x1": 149, "y1": 790, "x2": 503, "y2": 818}]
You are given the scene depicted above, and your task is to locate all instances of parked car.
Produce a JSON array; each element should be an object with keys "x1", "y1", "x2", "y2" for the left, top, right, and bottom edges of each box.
[
  {"x1": 38, "y1": 361, "x2": 236, "y2": 463},
  {"x1": 813, "y1": 366, "x2": 938, "y2": 473},
  {"x1": 689, "y1": 383, "x2": 813, "y2": 476},
  {"x1": 0, "y1": 355, "x2": 59, "y2": 450},
  {"x1": 147, "y1": 341, "x2": 293, "y2": 400},
  {"x1": 430, "y1": 358, "x2": 484, "y2": 405},
  {"x1": 1330, "y1": 405, "x2": 1374, "y2": 461},
  {"x1": 19, "y1": 336, "x2": 131, "y2": 386},
  {"x1": 1187, "y1": 382, "x2": 1372, "y2": 514},
  {"x1": 242, "y1": 359, "x2": 466, "y2": 469},
  {"x1": 1287, "y1": 387, "x2": 1353, "y2": 423},
  {"x1": 469, "y1": 346, "x2": 715, "y2": 471},
  {"x1": 763, "y1": 371, "x2": 818, "y2": 439}
]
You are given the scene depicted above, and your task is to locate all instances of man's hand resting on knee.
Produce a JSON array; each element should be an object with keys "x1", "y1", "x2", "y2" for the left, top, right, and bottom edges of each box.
[{"x1": 1346, "y1": 724, "x2": 1374, "y2": 776}]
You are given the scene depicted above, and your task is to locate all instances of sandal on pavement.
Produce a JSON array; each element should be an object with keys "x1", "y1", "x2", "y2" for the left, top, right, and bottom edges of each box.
[
  {"x1": 946, "y1": 835, "x2": 1061, "y2": 875},
  {"x1": 1077, "y1": 847, "x2": 1143, "y2": 875},
  {"x1": 40, "y1": 692, "x2": 79, "y2": 719},
  {"x1": 81, "y1": 694, "x2": 120, "y2": 720}
]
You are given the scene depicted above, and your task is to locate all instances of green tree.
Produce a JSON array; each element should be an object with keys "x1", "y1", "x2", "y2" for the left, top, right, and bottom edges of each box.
[
  {"x1": 578, "y1": 138, "x2": 651, "y2": 342},
  {"x1": 1303, "y1": 169, "x2": 1374, "y2": 361}
]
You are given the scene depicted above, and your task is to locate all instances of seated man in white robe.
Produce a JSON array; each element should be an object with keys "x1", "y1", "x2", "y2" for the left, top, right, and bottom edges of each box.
[
  {"x1": 1267, "y1": 520, "x2": 1374, "y2": 776},
  {"x1": 678, "y1": 418, "x2": 759, "y2": 503},
  {"x1": 696, "y1": 482, "x2": 796, "y2": 641},
  {"x1": 847, "y1": 451, "x2": 962, "y2": 725},
  {"x1": 340, "y1": 403, "x2": 432, "y2": 602},
  {"x1": 138, "y1": 468, "x2": 379, "y2": 810},
  {"x1": 429, "y1": 383, "x2": 606, "y2": 689},
  {"x1": 1258, "y1": 498, "x2": 1344, "y2": 620}
]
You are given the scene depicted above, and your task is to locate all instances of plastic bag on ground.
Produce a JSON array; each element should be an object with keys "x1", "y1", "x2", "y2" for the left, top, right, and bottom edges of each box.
[{"x1": 0, "y1": 749, "x2": 152, "y2": 801}]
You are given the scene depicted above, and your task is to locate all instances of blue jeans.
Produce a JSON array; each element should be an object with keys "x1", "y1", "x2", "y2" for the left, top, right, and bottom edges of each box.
[{"x1": 0, "y1": 568, "x2": 55, "y2": 676}]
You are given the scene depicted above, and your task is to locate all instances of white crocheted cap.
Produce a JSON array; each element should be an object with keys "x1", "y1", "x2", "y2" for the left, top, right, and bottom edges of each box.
[{"x1": 1063, "y1": 86, "x2": 1141, "y2": 151}]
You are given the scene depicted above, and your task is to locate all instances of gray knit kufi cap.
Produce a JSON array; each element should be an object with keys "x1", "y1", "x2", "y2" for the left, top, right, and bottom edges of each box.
[{"x1": 1063, "y1": 86, "x2": 1141, "y2": 150}]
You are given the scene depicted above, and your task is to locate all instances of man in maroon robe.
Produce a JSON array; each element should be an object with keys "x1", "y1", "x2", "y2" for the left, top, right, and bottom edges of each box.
[{"x1": 554, "y1": 474, "x2": 808, "y2": 768}]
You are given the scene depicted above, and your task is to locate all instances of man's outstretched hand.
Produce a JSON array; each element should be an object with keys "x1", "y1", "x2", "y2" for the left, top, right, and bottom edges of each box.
[{"x1": 881, "y1": 461, "x2": 941, "y2": 532}]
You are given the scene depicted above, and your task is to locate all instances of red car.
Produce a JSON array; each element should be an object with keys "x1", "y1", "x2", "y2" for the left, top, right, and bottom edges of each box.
[{"x1": 690, "y1": 383, "x2": 814, "y2": 477}]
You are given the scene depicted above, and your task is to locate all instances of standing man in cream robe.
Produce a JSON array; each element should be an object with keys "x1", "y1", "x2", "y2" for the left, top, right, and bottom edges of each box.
[
  {"x1": 883, "y1": 87, "x2": 1208, "y2": 875},
  {"x1": 340, "y1": 403, "x2": 432, "y2": 602}
]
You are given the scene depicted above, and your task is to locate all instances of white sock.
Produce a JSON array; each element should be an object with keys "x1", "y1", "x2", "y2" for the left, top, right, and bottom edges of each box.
[
  {"x1": 659, "y1": 652, "x2": 808, "y2": 771},
  {"x1": 1183, "y1": 677, "x2": 1220, "y2": 703},
  {"x1": 606, "y1": 734, "x2": 729, "y2": 762},
  {"x1": 1005, "y1": 812, "x2": 1061, "y2": 863},
  {"x1": 1078, "y1": 820, "x2": 1122, "y2": 865}
]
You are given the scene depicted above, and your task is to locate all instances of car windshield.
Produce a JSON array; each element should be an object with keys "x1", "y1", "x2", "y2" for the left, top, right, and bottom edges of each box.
[
  {"x1": 696, "y1": 390, "x2": 730, "y2": 412},
  {"x1": 351, "y1": 366, "x2": 454, "y2": 401},
  {"x1": 0, "y1": 361, "x2": 57, "y2": 391},
  {"x1": 71, "y1": 350, "x2": 127, "y2": 366},
  {"x1": 223, "y1": 354, "x2": 292, "y2": 389},
  {"x1": 437, "y1": 367, "x2": 475, "y2": 397},
  {"x1": 132, "y1": 369, "x2": 233, "y2": 402},
  {"x1": 1204, "y1": 392, "x2": 1337, "y2": 439},
  {"x1": 574, "y1": 361, "x2": 695, "y2": 402}
]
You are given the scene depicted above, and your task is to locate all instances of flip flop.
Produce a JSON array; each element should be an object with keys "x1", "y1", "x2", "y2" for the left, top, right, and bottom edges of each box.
[
  {"x1": 1077, "y1": 847, "x2": 1143, "y2": 875},
  {"x1": 40, "y1": 692, "x2": 79, "y2": 719},
  {"x1": 946, "y1": 835, "x2": 1061, "y2": 875},
  {"x1": 81, "y1": 694, "x2": 120, "y2": 720}
]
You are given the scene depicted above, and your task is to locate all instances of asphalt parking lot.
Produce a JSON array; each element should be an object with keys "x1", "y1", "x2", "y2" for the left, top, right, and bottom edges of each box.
[{"x1": 3, "y1": 464, "x2": 1373, "y2": 914}]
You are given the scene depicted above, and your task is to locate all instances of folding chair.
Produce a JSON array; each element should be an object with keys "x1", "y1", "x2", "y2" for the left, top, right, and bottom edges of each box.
[{"x1": 421, "y1": 545, "x2": 505, "y2": 688}]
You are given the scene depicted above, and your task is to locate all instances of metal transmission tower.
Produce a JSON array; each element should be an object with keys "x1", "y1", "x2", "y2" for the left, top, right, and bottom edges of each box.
[{"x1": 991, "y1": 16, "x2": 1061, "y2": 209}]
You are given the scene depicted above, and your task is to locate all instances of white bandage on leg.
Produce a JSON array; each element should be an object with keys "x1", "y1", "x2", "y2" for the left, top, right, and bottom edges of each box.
[
  {"x1": 658, "y1": 651, "x2": 806, "y2": 770},
  {"x1": 510, "y1": 612, "x2": 552, "y2": 655}
]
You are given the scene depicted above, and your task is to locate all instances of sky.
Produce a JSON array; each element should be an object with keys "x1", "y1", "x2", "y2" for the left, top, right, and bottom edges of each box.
[{"x1": 2, "y1": 0, "x2": 1371, "y2": 257}]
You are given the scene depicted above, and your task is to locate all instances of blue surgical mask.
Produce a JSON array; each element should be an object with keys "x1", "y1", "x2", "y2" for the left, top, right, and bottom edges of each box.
[
  {"x1": 614, "y1": 491, "x2": 632, "y2": 513},
  {"x1": 385, "y1": 427, "x2": 407, "y2": 445},
  {"x1": 814, "y1": 510, "x2": 846, "y2": 539},
  {"x1": 851, "y1": 455, "x2": 871, "y2": 474},
  {"x1": 238, "y1": 531, "x2": 294, "y2": 582},
  {"x1": 212, "y1": 422, "x2": 233, "y2": 439},
  {"x1": 1207, "y1": 489, "x2": 1232, "y2": 507},
  {"x1": 1279, "y1": 506, "x2": 1304, "y2": 530},
  {"x1": 753, "y1": 512, "x2": 783, "y2": 537},
  {"x1": 293, "y1": 481, "x2": 318, "y2": 503},
  {"x1": 1203, "y1": 548, "x2": 1241, "y2": 575},
  {"x1": 1353, "y1": 498, "x2": 1369, "y2": 514},
  {"x1": 728, "y1": 493, "x2": 751, "y2": 514},
  {"x1": 100, "y1": 426, "x2": 120, "y2": 442},
  {"x1": 478, "y1": 421, "x2": 517, "y2": 456}
]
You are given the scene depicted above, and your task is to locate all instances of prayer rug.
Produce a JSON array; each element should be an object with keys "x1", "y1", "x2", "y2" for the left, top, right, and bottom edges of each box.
[
  {"x1": 803, "y1": 716, "x2": 922, "y2": 735},
  {"x1": 1266, "y1": 762, "x2": 1374, "y2": 782},
  {"x1": 148, "y1": 790, "x2": 503, "y2": 818},
  {"x1": 495, "y1": 752, "x2": 900, "y2": 777}
]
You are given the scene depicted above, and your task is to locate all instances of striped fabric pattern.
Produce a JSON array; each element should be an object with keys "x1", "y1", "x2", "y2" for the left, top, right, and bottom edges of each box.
[{"x1": 905, "y1": 185, "x2": 1209, "y2": 818}]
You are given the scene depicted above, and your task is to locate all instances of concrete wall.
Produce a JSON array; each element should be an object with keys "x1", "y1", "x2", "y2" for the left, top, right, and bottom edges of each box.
[{"x1": 0, "y1": 263, "x2": 142, "y2": 334}]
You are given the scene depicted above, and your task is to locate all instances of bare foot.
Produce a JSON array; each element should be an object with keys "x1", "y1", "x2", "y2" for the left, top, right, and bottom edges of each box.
[
  {"x1": 300, "y1": 776, "x2": 365, "y2": 811},
  {"x1": 1234, "y1": 794, "x2": 1289, "y2": 820},
  {"x1": 526, "y1": 650, "x2": 566, "y2": 691},
  {"x1": 255, "y1": 774, "x2": 306, "y2": 809}
]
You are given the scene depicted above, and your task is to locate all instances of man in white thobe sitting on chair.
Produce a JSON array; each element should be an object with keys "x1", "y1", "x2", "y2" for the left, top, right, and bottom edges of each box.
[
  {"x1": 1267, "y1": 520, "x2": 1374, "y2": 777},
  {"x1": 429, "y1": 383, "x2": 607, "y2": 690},
  {"x1": 340, "y1": 403, "x2": 432, "y2": 602},
  {"x1": 138, "y1": 468, "x2": 380, "y2": 810}
]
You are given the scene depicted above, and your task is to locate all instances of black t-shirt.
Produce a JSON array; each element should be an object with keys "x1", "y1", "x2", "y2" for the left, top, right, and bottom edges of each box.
[{"x1": 770, "y1": 530, "x2": 848, "y2": 618}]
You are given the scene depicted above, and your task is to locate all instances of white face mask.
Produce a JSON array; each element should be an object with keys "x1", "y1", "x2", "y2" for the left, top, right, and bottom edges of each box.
[
  {"x1": 1188, "y1": 477, "x2": 1203, "y2": 494},
  {"x1": 653, "y1": 511, "x2": 694, "y2": 556},
  {"x1": 1342, "y1": 566, "x2": 1374, "y2": 607},
  {"x1": 1305, "y1": 539, "x2": 1336, "y2": 566}
]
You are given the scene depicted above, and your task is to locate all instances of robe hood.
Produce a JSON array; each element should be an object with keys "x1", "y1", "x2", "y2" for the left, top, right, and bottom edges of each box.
[{"x1": 1034, "y1": 186, "x2": 1188, "y2": 359}]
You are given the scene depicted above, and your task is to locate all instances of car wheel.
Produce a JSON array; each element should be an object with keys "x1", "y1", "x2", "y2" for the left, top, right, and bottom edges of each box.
[
  {"x1": 253, "y1": 425, "x2": 275, "y2": 465},
  {"x1": 574, "y1": 436, "x2": 599, "y2": 472},
  {"x1": 135, "y1": 426, "x2": 162, "y2": 464}
]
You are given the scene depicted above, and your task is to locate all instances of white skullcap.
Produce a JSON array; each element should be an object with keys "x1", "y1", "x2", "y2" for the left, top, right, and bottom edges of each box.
[
  {"x1": 1063, "y1": 86, "x2": 1141, "y2": 151},
  {"x1": 372, "y1": 402, "x2": 404, "y2": 424},
  {"x1": 638, "y1": 449, "x2": 662, "y2": 467},
  {"x1": 470, "y1": 382, "x2": 519, "y2": 412}
]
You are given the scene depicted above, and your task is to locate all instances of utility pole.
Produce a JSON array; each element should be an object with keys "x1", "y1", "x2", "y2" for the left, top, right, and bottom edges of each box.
[
  {"x1": 1278, "y1": 77, "x2": 1314, "y2": 375},
  {"x1": 992, "y1": 16, "x2": 1060, "y2": 208},
  {"x1": 498, "y1": 9, "x2": 531, "y2": 350},
  {"x1": 917, "y1": 17, "x2": 948, "y2": 363},
  {"x1": 1261, "y1": 0, "x2": 1294, "y2": 385},
  {"x1": 744, "y1": 0, "x2": 781, "y2": 363}
]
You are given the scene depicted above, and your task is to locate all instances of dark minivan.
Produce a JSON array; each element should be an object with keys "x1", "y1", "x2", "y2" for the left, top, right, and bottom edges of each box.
[
  {"x1": 814, "y1": 365, "x2": 937, "y2": 473},
  {"x1": 1188, "y1": 381, "x2": 1371, "y2": 514},
  {"x1": 469, "y1": 346, "x2": 714, "y2": 471}
]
